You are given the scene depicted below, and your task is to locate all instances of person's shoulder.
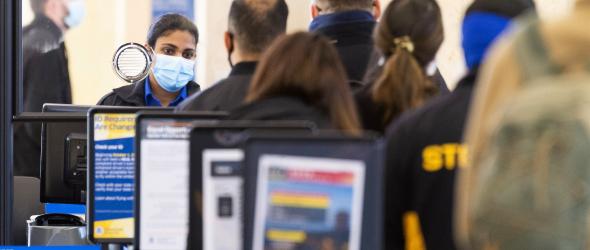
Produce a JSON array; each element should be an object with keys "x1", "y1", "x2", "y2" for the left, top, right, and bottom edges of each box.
[
  {"x1": 176, "y1": 90, "x2": 208, "y2": 111},
  {"x1": 179, "y1": 76, "x2": 250, "y2": 111},
  {"x1": 23, "y1": 26, "x2": 53, "y2": 39},
  {"x1": 96, "y1": 83, "x2": 139, "y2": 106},
  {"x1": 22, "y1": 27, "x2": 60, "y2": 52},
  {"x1": 387, "y1": 93, "x2": 460, "y2": 136},
  {"x1": 178, "y1": 78, "x2": 231, "y2": 111},
  {"x1": 186, "y1": 81, "x2": 201, "y2": 94},
  {"x1": 111, "y1": 82, "x2": 138, "y2": 95},
  {"x1": 201, "y1": 77, "x2": 236, "y2": 95},
  {"x1": 96, "y1": 91, "x2": 119, "y2": 105},
  {"x1": 208, "y1": 74, "x2": 252, "y2": 94},
  {"x1": 228, "y1": 98, "x2": 333, "y2": 130}
]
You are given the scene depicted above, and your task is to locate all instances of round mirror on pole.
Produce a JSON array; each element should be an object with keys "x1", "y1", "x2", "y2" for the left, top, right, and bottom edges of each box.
[{"x1": 112, "y1": 43, "x2": 153, "y2": 83}]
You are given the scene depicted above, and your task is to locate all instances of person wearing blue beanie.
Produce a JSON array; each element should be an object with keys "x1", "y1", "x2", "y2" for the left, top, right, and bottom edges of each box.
[
  {"x1": 462, "y1": 0, "x2": 536, "y2": 70},
  {"x1": 382, "y1": 1, "x2": 535, "y2": 249}
]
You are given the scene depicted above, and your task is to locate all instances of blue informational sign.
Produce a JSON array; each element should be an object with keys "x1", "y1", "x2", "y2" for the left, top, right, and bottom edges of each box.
[
  {"x1": 91, "y1": 113, "x2": 136, "y2": 240},
  {"x1": 152, "y1": 0, "x2": 194, "y2": 21}
]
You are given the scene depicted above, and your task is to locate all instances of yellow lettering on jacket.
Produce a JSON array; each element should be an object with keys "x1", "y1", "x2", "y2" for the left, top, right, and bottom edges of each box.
[
  {"x1": 403, "y1": 211, "x2": 425, "y2": 250},
  {"x1": 422, "y1": 143, "x2": 468, "y2": 172}
]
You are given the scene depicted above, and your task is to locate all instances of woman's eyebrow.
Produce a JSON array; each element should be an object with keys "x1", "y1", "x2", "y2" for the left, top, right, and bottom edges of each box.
[{"x1": 160, "y1": 43, "x2": 178, "y2": 49}]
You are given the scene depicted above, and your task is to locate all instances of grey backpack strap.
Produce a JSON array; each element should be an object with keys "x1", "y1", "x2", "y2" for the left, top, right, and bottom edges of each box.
[{"x1": 515, "y1": 15, "x2": 562, "y2": 83}]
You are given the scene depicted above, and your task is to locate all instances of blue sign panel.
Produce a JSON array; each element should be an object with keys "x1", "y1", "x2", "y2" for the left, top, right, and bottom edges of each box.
[{"x1": 152, "y1": 0, "x2": 194, "y2": 21}]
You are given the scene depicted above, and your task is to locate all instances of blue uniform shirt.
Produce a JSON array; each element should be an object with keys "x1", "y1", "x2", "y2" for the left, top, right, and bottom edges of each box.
[{"x1": 144, "y1": 77, "x2": 188, "y2": 107}]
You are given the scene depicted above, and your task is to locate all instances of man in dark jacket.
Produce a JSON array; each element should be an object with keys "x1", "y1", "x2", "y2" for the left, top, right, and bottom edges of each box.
[
  {"x1": 176, "y1": 0, "x2": 289, "y2": 112},
  {"x1": 14, "y1": 0, "x2": 84, "y2": 177},
  {"x1": 382, "y1": 0, "x2": 536, "y2": 249},
  {"x1": 309, "y1": 0, "x2": 381, "y2": 89}
]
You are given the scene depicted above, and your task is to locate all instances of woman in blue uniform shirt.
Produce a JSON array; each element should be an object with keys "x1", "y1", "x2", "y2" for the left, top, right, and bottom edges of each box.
[{"x1": 97, "y1": 13, "x2": 200, "y2": 107}]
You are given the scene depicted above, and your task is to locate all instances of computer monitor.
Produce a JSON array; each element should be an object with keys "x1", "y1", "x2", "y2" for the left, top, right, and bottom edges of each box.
[
  {"x1": 242, "y1": 134, "x2": 383, "y2": 250},
  {"x1": 40, "y1": 104, "x2": 93, "y2": 204},
  {"x1": 188, "y1": 121, "x2": 316, "y2": 250},
  {"x1": 134, "y1": 111, "x2": 226, "y2": 250}
]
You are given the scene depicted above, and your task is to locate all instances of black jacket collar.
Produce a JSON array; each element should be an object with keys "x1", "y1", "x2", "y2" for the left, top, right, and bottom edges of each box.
[
  {"x1": 315, "y1": 20, "x2": 376, "y2": 46},
  {"x1": 111, "y1": 80, "x2": 200, "y2": 106},
  {"x1": 230, "y1": 61, "x2": 258, "y2": 77}
]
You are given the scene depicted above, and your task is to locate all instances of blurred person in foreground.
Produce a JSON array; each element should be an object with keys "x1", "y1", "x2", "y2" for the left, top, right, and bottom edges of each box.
[
  {"x1": 457, "y1": 0, "x2": 590, "y2": 248},
  {"x1": 383, "y1": 0, "x2": 535, "y2": 249}
]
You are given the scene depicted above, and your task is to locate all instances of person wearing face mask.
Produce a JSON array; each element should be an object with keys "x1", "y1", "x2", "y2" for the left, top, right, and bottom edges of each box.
[
  {"x1": 97, "y1": 13, "x2": 200, "y2": 107},
  {"x1": 14, "y1": 0, "x2": 85, "y2": 178},
  {"x1": 176, "y1": 0, "x2": 288, "y2": 112}
]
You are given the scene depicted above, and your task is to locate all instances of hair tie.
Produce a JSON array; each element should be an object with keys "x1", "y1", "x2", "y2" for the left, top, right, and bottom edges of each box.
[{"x1": 393, "y1": 36, "x2": 414, "y2": 53}]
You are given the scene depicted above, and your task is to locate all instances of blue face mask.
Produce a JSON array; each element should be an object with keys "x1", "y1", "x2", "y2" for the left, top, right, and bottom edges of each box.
[
  {"x1": 64, "y1": 0, "x2": 85, "y2": 29},
  {"x1": 152, "y1": 54, "x2": 196, "y2": 93}
]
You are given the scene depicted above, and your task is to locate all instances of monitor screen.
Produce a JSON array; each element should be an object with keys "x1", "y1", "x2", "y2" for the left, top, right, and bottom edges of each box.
[
  {"x1": 134, "y1": 112, "x2": 225, "y2": 250},
  {"x1": 254, "y1": 155, "x2": 365, "y2": 250},
  {"x1": 40, "y1": 104, "x2": 92, "y2": 204},
  {"x1": 242, "y1": 135, "x2": 383, "y2": 250}
]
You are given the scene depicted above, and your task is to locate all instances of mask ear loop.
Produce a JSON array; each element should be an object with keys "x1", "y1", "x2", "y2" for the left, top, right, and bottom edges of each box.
[
  {"x1": 227, "y1": 32, "x2": 235, "y2": 68},
  {"x1": 146, "y1": 45, "x2": 156, "y2": 74}
]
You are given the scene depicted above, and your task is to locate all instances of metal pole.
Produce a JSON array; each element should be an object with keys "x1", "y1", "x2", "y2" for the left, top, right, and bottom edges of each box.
[
  {"x1": 0, "y1": 0, "x2": 19, "y2": 245},
  {"x1": 0, "y1": 0, "x2": 13, "y2": 245}
]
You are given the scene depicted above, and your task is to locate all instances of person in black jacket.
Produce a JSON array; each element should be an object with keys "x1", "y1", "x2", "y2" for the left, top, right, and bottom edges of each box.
[
  {"x1": 354, "y1": 0, "x2": 444, "y2": 134},
  {"x1": 309, "y1": 0, "x2": 381, "y2": 89},
  {"x1": 176, "y1": 0, "x2": 288, "y2": 112},
  {"x1": 14, "y1": 0, "x2": 85, "y2": 177},
  {"x1": 98, "y1": 14, "x2": 200, "y2": 107},
  {"x1": 383, "y1": 0, "x2": 536, "y2": 249},
  {"x1": 229, "y1": 32, "x2": 361, "y2": 134}
]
